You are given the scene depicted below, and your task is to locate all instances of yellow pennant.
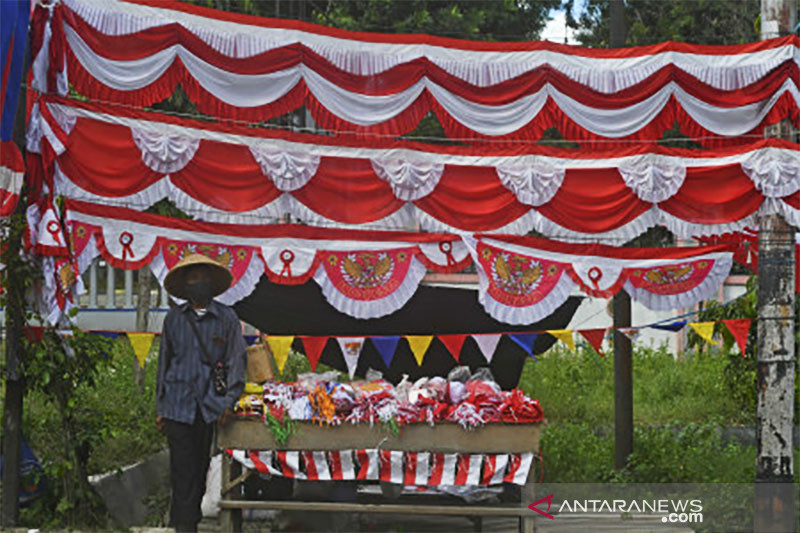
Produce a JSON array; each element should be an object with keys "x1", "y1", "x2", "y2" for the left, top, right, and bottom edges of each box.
[
  {"x1": 266, "y1": 336, "x2": 294, "y2": 375},
  {"x1": 689, "y1": 322, "x2": 718, "y2": 346},
  {"x1": 547, "y1": 329, "x2": 575, "y2": 351},
  {"x1": 405, "y1": 335, "x2": 433, "y2": 366},
  {"x1": 128, "y1": 333, "x2": 155, "y2": 369}
]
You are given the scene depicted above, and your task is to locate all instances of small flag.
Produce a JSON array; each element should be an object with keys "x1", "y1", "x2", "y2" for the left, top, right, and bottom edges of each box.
[
  {"x1": 579, "y1": 328, "x2": 607, "y2": 358},
  {"x1": 128, "y1": 332, "x2": 155, "y2": 368},
  {"x1": 266, "y1": 336, "x2": 295, "y2": 375},
  {"x1": 547, "y1": 329, "x2": 574, "y2": 351},
  {"x1": 650, "y1": 320, "x2": 687, "y2": 332},
  {"x1": 722, "y1": 319, "x2": 752, "y2": 357},
  {"x1": 689, "y1": 321, "x2": 718, "y2": 346},
  {"x1": 508, "y1": 333, "x2": 539, "y2": 360},
  {"x1": 616, "y1": 327, "x2": 640, "y2": 342},
  {"x1": 438, "y1": 334, "x2": 467, "y2": 362},
  {"x1": 243, "y1": 335, "x2": 259, "y2": 346},
  {"x1": 301, "y1": 336, "x2": 328, "y2": 371},
  {"x1": 371, "y1": 336, "x2": 400, "y2": 368},
  {"x1": 337, "y1": 337, "x2": 365, "y2": 378},
  {"x1": 471, "y1": 334, "x2": 501, "y2": 363},
  {"x1": 406, "y1": 335, "x2": 434, "y2": 366},
  {"x1": 92, "y1": 331, "x2": 121, "y2": 342}
]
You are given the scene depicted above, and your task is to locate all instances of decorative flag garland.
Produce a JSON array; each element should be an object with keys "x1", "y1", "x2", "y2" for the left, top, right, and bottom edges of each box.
[
  {"x1": 26, "y1": 198, "x2": 745, "y2": 327},
  {"x1": 34, "y1": 1, "x2": 800, "y2": 144},
  {"x1": 466, "y1": 235, "x2": 734, "y2": 325},
  {"x1": 227, "y1": 448, "x2": 533, "y2": 486},
  {"x1": 35, "y1": 315, "x2": 750, "y2": 378},
  {"x1": 25, "y1": 97, "x2": 800, "y2": 239}
]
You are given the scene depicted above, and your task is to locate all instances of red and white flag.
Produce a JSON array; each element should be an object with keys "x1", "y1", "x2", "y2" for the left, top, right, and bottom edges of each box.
[
  {"x1": 356, "y1": 449, "x2": 380, "y2": 480},
  {"x1": 276, "y1": 451, "x2": 306, "y2": 480},
  {"x1": 379, "y1": 450, "x2": 404, "y2": 484},
  {"x1": 404, "y1": 452, "x2": 430, "y2": 486},
  {"x1": 504, "y1": 452, "x2": 533, "y2": 485},
  {"x1": 302, "y1": 451, "x2": 331, "y2": 481},
  {"x1": 249, "y1": 451, "x2": 282, "y2": 476},
  {"x1": 329, "y1": 450, "x2": 356, "y2": 480},
  {"x1": 454, "y1": 454, "x2": 483, "y2": 486},
  {"x1": 481, "y1": 454, "x2": 509, "y2": 486}
]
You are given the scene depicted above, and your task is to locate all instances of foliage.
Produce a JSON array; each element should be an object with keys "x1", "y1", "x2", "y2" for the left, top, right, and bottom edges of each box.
[
  {"x1": 185, "y1": 0, "x2": 560, "y2": 41},
  {"x1": 0, "y1": 212, "x2": 120, "y2": 528},
  {"x1": 518, "y1": 342, "x2": 754, "y2": 426},
  {"x1": 690, "y1": 276, "x2": 800, "y2": 424},
  {"x1": 19, "y1": 338, "x2": 165, "y2": 528},
  {"x1": 564, "y1": 0, "x2": 761, "y2": 47}
]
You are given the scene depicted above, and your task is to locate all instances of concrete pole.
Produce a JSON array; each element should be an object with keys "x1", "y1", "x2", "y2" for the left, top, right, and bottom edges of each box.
[
  {"x1": 756, "y1": 2, "x2": 797, "y2": 531},
  {"x1": 133, "y1": 268, "x2": 152, "y2": 390},
  {"x1": 609, "y1": 0, "x2": 633, "y2": 471}
]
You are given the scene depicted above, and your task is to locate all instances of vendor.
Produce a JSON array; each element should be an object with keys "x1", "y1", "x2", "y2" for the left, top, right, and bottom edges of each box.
[{"x1": 155, "y1": 253, "x2": 247, "y2": 533}]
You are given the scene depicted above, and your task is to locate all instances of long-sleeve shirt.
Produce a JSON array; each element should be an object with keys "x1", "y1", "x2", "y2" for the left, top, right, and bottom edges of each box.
[{"x1": 156, "y1": 300, "x2": 246, "y2": 424}]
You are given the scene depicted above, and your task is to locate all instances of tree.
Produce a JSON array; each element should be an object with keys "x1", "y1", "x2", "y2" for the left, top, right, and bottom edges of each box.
[
  {"x1": 564, "y1": 0, "x2": 760, "y2": 47},
  {"x1": 187, "y1": 0, "x2": 560, "y2": 41}
]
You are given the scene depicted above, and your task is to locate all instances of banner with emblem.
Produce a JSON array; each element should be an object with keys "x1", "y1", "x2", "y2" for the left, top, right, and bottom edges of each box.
[{"x1": 465, "y1": 235, "x2": 734, "y2": 325}]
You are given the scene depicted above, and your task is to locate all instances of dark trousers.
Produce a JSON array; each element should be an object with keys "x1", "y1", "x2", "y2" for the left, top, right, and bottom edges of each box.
[{"x1": 165, "y1": 410, "x2": 214, "y2": 533}]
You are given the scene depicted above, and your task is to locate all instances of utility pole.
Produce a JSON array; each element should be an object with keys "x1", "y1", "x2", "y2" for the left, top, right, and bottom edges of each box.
[
  {"x1": 609, "y1": 0, "x2": 633, "y2": 471},
  {"x1": 756, "y1": 2, "x2": 797, "y2": 532}
]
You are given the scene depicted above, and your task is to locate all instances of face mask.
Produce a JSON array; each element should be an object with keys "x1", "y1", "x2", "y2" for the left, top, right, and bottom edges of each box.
[{"x1": 185, "y1": 280, "x2": 213, "y2": 308}]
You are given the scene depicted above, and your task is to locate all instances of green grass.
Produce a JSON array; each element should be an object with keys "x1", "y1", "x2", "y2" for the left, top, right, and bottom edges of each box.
[{"x1": 518, "y1": 342, "x2": 753, "y2": 426}]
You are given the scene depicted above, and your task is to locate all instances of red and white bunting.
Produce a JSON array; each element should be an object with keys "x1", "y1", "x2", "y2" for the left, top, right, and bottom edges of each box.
[
  {"x1": 29, "y1": 98, "x2": 800, "y2": 238},
  {"x1": 41, "y1": 1, "x2": 800, "y2": 145}
]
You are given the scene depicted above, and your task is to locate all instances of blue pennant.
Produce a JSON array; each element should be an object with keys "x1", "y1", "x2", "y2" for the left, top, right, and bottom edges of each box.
[
  {"x1": 91, "y1": 331, "x2": 121, "y2": 341},
  {"x1": 508, "y1": 333, "x2": 539, "y2": 360},
  {"x1": 371, "y1": 336, "x2": 400, "y2": 368},
  {"x1": 243, "y1": 335, "x2": 259, "y2": 346},
  {"x1": 650, "y1": 320, "x2": 687, "y2": 332}
]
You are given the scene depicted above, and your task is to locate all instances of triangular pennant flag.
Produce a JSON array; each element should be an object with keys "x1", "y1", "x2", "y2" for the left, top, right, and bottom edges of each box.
[
  {"x1": 405, "y1": 335, "x2": 434, "y2": 366},
  {"x1": 337, "y1": 337, "x2": 365, "y2": 378},
  {"x1": 438, "y1": 334, "x2": 467, "y2": 362},
  {"x1": 371, "y1": 336, "x2": 400, "y2": 368},
  {"x1": 266, "y1": 336, "x2": 294, "y2": 375},
  {"x1": 91, "y1": 330, "x2": 121, "y2": 342},
  {"x1": 301, "y1": 336, "x2": 328, "y2": 371},
  {"x1": 689, "y1": 321, "x2": 718, "y2": 346},
  {"x1": 471, "y1": 334, "x2": 501, "y2": 364},
  {"x1": 650, "y1": 320, "x2": 687, "y2": 332},
  {"x1": 508, "y1": 333, "x2": 539, "y2": 360},
  {"x1": 722, "y1": 319, "x2": 752, "y2": 357},
  {"x1": 579, "y1": 328, "x2": 607, "y2": 358},
  {"x1": 616, "y1": 327, "x2": 641, "y2": 342},
  {"x1": 547, "y1": 329, "x2": 574, "y2": 351},
  {"x1": 243, "y1": 335, "x2": 259, "y2": 346},
  {"x1": 128, "y1": 332, "x2": 155, "y2": 369}
]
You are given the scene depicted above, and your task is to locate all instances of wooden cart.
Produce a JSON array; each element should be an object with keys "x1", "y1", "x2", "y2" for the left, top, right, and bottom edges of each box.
[{"x1": 217, "y1": 418, "x2": 542, "y2": 532}]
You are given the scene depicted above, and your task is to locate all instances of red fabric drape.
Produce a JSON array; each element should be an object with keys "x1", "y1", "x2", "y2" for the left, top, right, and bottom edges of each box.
[
  {"x1": 292, "y1": 157, "x2": 406, "y2": 224},
  {"x1": 536, "y1": 168, "x2": 651, "y2": 234}
]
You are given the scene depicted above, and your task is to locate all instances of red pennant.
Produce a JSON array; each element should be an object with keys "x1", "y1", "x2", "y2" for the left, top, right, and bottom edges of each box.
[
  {"x1": 722, "y1": 319, "x2": 752, "y2": 357},
  {"x1": 579, "y1": 328, "x2": 607, "y2": 358},
  {"x1": 24, "y1": 326, "x2": 45, "y2": 344},
  {"x1": 301, "y1": 336, "x2": 328, "y2": 371},
  {"x1": 438, "y1": 334, "x2": 467, "y2": 362}
]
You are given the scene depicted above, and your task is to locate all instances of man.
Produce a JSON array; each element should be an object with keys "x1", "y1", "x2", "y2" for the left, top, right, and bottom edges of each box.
[{"x1": 156, "y1": 253, "x2": 246, "y2": 532}]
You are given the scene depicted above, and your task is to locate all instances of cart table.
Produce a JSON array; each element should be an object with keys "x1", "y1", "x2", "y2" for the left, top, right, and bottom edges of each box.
[{"x1": 217, "y1": 418, "x2": 542, "y2": 532}]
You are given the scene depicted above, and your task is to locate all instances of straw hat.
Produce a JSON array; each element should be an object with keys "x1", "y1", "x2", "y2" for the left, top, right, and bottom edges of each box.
[{"x1": 163, "y1": 253, "x2": 233, "y2": 300}]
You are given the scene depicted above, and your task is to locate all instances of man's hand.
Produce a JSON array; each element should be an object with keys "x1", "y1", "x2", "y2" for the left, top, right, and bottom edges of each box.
[
  {"x1": 218, "y1": 408, "x2": 234, "y2": 426},
  {"x1": 155, "y1": 415, "x2": 165, "y2": 434}
]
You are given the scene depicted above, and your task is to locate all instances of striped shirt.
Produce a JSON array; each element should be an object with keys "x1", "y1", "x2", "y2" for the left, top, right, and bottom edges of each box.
[{"x1": 156, "y1": 300, "x2": 246, "y2": 424}]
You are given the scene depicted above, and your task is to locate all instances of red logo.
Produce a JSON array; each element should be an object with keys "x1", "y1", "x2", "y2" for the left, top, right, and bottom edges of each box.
[{"x1": 528, "y1": 494, "x2": 555, "y2": 520}]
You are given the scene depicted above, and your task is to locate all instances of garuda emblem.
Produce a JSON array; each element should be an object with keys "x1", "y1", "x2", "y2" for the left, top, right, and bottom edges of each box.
[
  {"x1": 491, "y1": 252, "x2": 543, "y2": 295},
  {"x1": 341, "y1": 252, "x2": 394, "y2": 289},
  {"x1": 643, "y1": 263, "x2": 694, "y2": 286}
]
